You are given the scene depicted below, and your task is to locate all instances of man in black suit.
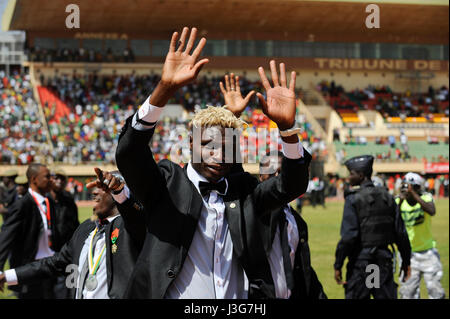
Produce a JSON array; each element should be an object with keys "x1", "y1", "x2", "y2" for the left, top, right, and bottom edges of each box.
[
  {"x1": 48, "y1": 168, "x2": 79, "y2": 298},
  {"x1": 0, "y1": 177, "x2": 145, "y2": 299},
  {"x1": 0, "y1": 163, "x2": 61, "y2": 298},
  {"x1": 49, "y1": 168, "x2": 79, "y2": 249},
  {"x1": 220, "y1": 74, "x2": 326, "y2": 299},
  {"x1": 115, "y1": 27, "x2": 311, "y2": 299},
  {"x1": 258, "y1": 151, "x2": 326, "y2": 299}
]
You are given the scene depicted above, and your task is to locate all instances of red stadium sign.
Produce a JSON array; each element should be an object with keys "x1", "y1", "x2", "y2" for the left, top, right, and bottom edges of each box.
[{"x1": 425, "y1": 163, "x2": 449, "y2": 173}]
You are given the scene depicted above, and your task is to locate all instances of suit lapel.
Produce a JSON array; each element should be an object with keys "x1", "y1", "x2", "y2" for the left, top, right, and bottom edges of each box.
[
  {"x1": 223, "y1": 178, "x2": 244, "y2": 258},
  {"x1": 105, "y1": 220, "x2": 114, "y2": 291}
]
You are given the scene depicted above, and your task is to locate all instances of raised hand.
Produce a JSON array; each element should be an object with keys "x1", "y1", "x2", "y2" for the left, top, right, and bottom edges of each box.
[
  {"x1": 86, "y1": 168, "x2": 125, "y2": 194},
  {"x1": 256, "y1": 60, "x2": 297, "y2": 131},
  {"x1": 150, "y1": 27, "x2": 209, "y2": 107},
  {"x1": 161, "y1": 27, "x2": 209, "y2": 89},
  {"x1": 219, "y1": 73, "x2": 255, "y2": 117}
]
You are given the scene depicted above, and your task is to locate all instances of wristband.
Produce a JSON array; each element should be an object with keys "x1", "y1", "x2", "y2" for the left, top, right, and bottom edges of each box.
[{"x1": 279, "y1": 125, "x2": 301, "y2": 137}]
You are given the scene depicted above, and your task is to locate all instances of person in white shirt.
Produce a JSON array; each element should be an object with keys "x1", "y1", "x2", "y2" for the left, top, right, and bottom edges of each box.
[{"x1": 0, "y1": 163, "x2": 58, "y2": 298}]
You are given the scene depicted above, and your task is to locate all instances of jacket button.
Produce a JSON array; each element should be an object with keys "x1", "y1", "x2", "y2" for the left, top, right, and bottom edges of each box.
[
  {"x1": 167, "y1": 269, "x2": 175, "y2": 278},
  {"x1": 300, "y1": 238, "x2": 305, "y2": 243}
]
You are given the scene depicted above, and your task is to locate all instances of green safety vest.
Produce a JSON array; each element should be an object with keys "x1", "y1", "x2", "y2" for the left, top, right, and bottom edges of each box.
[{"x1": 396, "y1": 193, "x2": 435, "y2": 252}]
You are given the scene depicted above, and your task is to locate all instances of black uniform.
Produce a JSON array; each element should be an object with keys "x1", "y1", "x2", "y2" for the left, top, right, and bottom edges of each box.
[
  {"x1": 48, "y1": 190, "x2": 80, "y2": 298},
  {"x1": 0, "y1": 185, "x2": 18, "y2": 222},
  {"x1": 334, "y1": 156, "x2": 411, "y2": 299}
]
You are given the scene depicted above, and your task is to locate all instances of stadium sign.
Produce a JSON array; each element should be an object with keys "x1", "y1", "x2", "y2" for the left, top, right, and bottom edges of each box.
[
  {"x1": 425, "y1": 163, "x2": 449, "y2": 173},
  {"x1": 74, "y1": 32, "x2": 128, "y2": 40},
  {"x1": 314, "y1": 58, "x2": 447, "y2": 72}
]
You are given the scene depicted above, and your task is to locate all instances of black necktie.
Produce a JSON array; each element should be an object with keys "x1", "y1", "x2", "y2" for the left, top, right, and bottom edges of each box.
[
  {"x1": 279, "y1": 216, "x2": 295, "y2": 291},
  {"x1": 198, "y1": 179, "x2": 227, "y2": 197},
  {"x1": 77, "y1": 221, "x2": 108, "y2": 299}
]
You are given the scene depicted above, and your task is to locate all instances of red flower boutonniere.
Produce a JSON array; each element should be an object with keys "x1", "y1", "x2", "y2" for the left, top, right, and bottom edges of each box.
[
  {"x1": 111, "y1": 228, "x2": 120, "y2": 242},
  {"x1": 111, "y1": 228, "x2": 120, "y2": 254}
]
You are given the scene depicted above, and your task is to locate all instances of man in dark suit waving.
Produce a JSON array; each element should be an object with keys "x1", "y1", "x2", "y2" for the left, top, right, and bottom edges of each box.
[{"x1": 115, "y1": 26, "x2": 311, "y2": 299}]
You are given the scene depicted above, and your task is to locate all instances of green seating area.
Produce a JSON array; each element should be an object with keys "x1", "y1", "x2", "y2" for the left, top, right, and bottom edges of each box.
[{"x1": 334, "y1": 141, "x2": 449, "y2": 162}]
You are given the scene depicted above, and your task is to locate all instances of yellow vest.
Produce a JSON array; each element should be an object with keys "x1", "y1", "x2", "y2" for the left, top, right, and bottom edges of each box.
[{"x1": 396, "y1": 193, "x2": 435, "y2": 252}]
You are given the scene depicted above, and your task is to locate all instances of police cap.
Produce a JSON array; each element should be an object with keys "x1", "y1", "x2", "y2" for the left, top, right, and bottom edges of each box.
[
  {"x1": 2, "y1": 169, "x2": 19, "y2": 177},
  {"x1": 344, "y1": 155, "x2": 374, "y2": 176},
  {"x1": 14, "y1": 175, "x2": 28, "y2": 185}
]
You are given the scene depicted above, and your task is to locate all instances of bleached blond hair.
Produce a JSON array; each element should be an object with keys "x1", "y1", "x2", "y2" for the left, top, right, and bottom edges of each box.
[{"x1": 191, "y1": 105, "x2": 246, "y2": 129}]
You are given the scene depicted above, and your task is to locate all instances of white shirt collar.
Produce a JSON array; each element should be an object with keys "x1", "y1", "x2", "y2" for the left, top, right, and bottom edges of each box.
[
  {"x1": 107, "y1": 215, "x2": 120, "y2": 223},
  {"x1": 28, "y1": 188, "x2": 46, "y2": 203},
  {"x1": 186, "y1": 162, "x2": 228, "y2": 197}
]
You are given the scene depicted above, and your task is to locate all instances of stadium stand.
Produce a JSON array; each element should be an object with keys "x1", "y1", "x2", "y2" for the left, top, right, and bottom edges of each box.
[{"x1": 0, "y1": 71, "x2": 51, "y2": 165}]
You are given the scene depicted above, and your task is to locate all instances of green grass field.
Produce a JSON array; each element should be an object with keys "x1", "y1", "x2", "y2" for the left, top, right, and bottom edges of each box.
[{"x1": 1, "y1": 199, "x2": 448, "y2": 299}]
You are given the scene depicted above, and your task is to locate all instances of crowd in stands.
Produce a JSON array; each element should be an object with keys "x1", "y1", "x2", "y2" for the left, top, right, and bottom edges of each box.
[
  {"x1": 39, "y1": 72, "x2": 321, "y2": 165},
  {"x1": 0, "y1": 71, "x2": 52, "y2": 165},
  {"x1": 27, "y1": 47, "x2": 136, "y2": 64},
  {"x1": 317, "y1": 80, "x2": 449, "y2": 120}
]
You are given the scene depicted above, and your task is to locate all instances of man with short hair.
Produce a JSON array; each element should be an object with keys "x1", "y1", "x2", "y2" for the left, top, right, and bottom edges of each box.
[
  {"x1": 334, "y1": 155, "x2": 412, "y2": 299},
  {"x1": 397, "y1": 172, "x2": 445, "y2": 299},
  {"x1": 0, "y1": 163, "x2": 61, "y2": 298}
]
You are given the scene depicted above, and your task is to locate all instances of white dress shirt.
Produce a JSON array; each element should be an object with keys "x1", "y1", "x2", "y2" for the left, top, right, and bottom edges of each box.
[
  {"x1": 76, "y1": 214, "x2": 120, "y2": 299},
  {"x1": 126, "y1": 93, "x2": 304, "y2": 298},
  {"x1": 268, "y1": 205, "x2": 300, "y2": 299},
  {"x1": 29, "y1": 188, "x2": 54, "y2": 260}
]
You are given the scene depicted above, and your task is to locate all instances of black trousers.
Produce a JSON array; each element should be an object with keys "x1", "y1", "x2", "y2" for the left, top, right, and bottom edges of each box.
[
  {"x1": 344, "y1": 258, "x2": 397, "y2": 299},
  {"x1": 16, "y1": 278, "x2": 55, "y2": 299}
]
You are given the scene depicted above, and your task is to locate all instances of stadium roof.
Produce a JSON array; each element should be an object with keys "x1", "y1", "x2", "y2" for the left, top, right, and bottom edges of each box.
[{"x1": 3, "y1": 0, "x2": 449, "y2": 44}]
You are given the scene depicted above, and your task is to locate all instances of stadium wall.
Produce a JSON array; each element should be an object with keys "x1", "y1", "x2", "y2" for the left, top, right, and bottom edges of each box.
[{"x1": 28, "y1": 61, "x2": 449, "y2": 93}]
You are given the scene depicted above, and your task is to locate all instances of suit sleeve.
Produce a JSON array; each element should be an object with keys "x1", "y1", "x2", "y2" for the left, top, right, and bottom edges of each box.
[
  {"x1": 116, "y1": 193, "x2": 146, "y2": 249},
  {"x1": 116, "y1": 115, "x2": 166, "y2": 217},
  {"x1": 13, "y1": 227, "x2": 77, "y2": 285},
  {"x1": 334, "y1": 196, "x2": 360, "y2": 270},
  {"x1": 251, "y1": 150, "x2": 312, "y2": 213},
  {"x1": 0, "y1": 200, "x2": 25, "y2": 270},
  {"x1": 308, "y1": 267, "x2": 328, "y2": 299},
  {"x1": 393, "y1": 201, "x2": 411, "y2": 266}
]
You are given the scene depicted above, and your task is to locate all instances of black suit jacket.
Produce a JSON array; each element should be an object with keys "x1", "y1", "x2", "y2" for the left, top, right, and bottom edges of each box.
[
  {"x1": 0, "y1": 192, "x2": 62, "y2": 272},
  {"x1": 116, "y1": 116, "x2": 311, "y2": 299},
  {"x1": 12, "y1": 200, "x2": 144, "y2": 299},
  {"x1": 257, "y1": 205, "x2": 327, "y2": 299},
  {"x1": 49, "y1": 190, "x2": 80, "y2": 251}
]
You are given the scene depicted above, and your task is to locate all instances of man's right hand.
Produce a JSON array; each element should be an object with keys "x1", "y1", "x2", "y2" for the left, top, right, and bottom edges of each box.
[
  {"x1": 400, "y1": 264, "x2": 411, "y2": 282},
  {"x1": 150, "y1": 27, "x2": 209, "y2": 108},
  {"x1": 86, "y1": 168, "x2": 125, "y2": 194},
  {"x1": 334, "y1": 269, "x2": 346, "y2": 285},
  {"x1": 0, "y1": 273, "x2": 6, "y2": 292}
]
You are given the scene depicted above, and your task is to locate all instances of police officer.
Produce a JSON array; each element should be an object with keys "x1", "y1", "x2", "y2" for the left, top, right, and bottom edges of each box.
[
  {"x1": 14, "y1": 176, "x2": 28, "y2": 199},
  {"x1": 0, "y1": 169, "x2": 19, "y2": 222},
  {"x1": 397, "y1": 172, "x2": 445, "y2": 299},
  {"x1": 333, "y1": 155, "x2": 412, "y2": 299}
]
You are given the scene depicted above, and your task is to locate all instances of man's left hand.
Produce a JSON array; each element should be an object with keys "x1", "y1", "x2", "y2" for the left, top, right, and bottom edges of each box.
[
  {"x1": 219, "y1": 73, "x2": 255, "y2": 117},
  {"x1": 256, "y1": 60, "x2": 297, "y2": 131}
]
